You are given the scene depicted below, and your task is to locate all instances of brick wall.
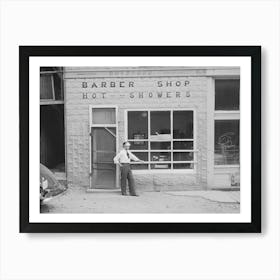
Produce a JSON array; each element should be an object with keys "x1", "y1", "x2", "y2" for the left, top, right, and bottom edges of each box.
[{"x1": 64, "y1": 68, "x2": 211, "y2": 190}]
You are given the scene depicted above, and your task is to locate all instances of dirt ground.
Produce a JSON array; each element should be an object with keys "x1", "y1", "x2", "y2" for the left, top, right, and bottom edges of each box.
[{"x1": 41, "y1": 185, "x2": 240, "y2": 214}]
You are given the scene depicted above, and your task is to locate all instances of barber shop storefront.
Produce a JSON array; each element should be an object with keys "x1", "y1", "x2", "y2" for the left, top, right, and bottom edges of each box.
[{"x1": 58, "y1": 67, "x2": 240, "y2": 191}]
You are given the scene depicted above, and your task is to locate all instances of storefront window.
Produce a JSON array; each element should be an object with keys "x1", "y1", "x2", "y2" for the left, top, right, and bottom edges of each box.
[
  {"x1": 215, "y1": 120, "x2": 240, "y2": 165},
  {"x1": 128, "y1": 110, "x2": 195, "y2": 170},
  {"x1": 214, "y1": 78, "x2": 240, "y2": 166},
  {"x1": 215, "y1": 79, "x2": 239, "y2": 110}
]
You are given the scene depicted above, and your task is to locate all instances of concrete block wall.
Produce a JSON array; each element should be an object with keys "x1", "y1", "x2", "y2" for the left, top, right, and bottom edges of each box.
[{"x1": 64, "y1": 67, "x2": 213, "y2": 190}]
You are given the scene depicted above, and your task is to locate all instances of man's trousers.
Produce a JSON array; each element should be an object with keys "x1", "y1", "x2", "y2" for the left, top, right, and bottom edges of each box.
[{"x1": 120, "y1": 163, "x2": 137, "y2": 196}]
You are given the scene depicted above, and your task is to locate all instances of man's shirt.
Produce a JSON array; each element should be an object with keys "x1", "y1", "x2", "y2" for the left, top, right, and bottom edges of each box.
[{"x1": 113, "y1": 149, "x2": 140, "y2": 164}]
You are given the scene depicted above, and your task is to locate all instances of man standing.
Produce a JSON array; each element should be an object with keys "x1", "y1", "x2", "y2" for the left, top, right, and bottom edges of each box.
[{"x1": 113, "y1": 141, "x2": 144, "y2": 196}]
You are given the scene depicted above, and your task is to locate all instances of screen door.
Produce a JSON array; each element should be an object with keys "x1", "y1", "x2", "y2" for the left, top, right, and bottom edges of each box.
[{"x1": 90, "y1": 107, "x2": 117, "y2": 189}]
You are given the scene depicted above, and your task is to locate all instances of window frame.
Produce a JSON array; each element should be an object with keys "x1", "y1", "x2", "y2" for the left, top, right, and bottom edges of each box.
[
  {"x1": 214, "y1": 77, "x2": 240, "y2": 168},
  {"x1": 125, "y1": 108, "x2": 197, "y2": 173}
]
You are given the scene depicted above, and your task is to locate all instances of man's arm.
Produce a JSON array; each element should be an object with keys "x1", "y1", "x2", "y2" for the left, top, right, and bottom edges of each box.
[
  {"x1": 129, "y1": 151, "x2": 145, "y2": 162},
  {"x1": 113, "y1": 152, "x2": 121, "y2": 165}
]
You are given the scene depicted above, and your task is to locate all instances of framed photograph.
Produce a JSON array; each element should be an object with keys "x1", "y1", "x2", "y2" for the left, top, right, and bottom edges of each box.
[{"x1": 20, "y1": 46, "x2": 261, "y2": 233}]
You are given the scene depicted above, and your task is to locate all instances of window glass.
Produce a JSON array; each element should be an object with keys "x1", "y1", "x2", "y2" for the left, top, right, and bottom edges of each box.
[
  {"x1": 128, "y1": 111, "x2": 148, "y2": 139},
  {"x1": 40, "y1": 74, "x2": 54, "y2": 99},
  {"x1": 127, "y1": 110, "x2": 195, "y2": 170},
  {"x1": 132, "y1": 152, "x2": 148, "y2": 161},
  {"x1": 215, "y1": 79, "x2": 240, "y2": 110},
  {"x1": 173, "y1": 111, "x2": 193, "y2": 139},
  {"x1": 92, "y1": 108, "x2": 116, "y2": 125},
  {"x1": 151, "y1": 163, "x2": 171, "y2": 170},
  {"x1": 173, "y1": 141, "x2": 193, "y2": 150},
  {"x1": 151, "y1": 142, "x2": 171, "y2": 150},
  {"x1": 131, "y1": 164, "x2": 149, "y2": 170},
  {"x1": 150, "y1": 111, "x2": 171, "y2": 137},
  {"x1": 215, "y1": 120, "x2": 240, "y2": 165},
  {"x1": 130, "y1": 141, "x2": 148, "y2": 150},
  {"x1": 151, "y1": 152, "x2": 171, "y2": 162},
  {"x1": 130, "y1": 152, "x2": 148, "y2": 170},
  {"x1": 173, "y1": 152, "x2": 193, "y2": 161},
  {"x1": 173, "y1": 163, "x2": 193, "y2": 169}
]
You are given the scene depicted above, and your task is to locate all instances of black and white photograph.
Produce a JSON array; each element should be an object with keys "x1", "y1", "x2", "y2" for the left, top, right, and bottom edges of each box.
[
  {"x1": 39, "y1": 66, "x2": 241, "y2": 214},
  {"x1": 20, "y1": 46, "x2": 261, "y2": 233}
]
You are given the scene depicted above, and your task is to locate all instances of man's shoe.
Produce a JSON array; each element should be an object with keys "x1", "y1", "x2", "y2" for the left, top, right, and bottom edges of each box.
[{"x1": 130, "y1": 193, "x2": 139, "y2": 197}]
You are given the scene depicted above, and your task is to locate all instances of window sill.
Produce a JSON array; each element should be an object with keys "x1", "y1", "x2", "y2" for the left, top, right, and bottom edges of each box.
[{"x1": 214, "y1": 165, "x2": 240, "y2": 168}]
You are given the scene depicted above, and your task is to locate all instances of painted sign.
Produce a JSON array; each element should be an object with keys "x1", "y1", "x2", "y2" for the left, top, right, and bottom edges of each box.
[{"x1": 81, "y1": 79, "x2": 191, "y2": 100}]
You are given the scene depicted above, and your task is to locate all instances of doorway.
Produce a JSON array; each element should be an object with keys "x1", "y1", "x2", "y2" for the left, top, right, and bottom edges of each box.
[
  {"x1": 40, "y1": 104, "x2": 65, "y2": 172},
  {"x1": 90, "y1": 107, "x2": 117, "y2": 189}
]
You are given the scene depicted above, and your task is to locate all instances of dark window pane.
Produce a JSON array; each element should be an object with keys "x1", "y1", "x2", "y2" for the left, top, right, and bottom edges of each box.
[
  {"x1": 151, "y1": 142, "x2": 171, "y2": 150},
  {"x1": 53, "y1": 72, "x2": 63, "y2": 100},
  {"x1": 92, "y1": 108, "x2": 116, "y2": 124},
  {"x1": 151, "y1": 163, "x2": 171, "y2": 169},
  {"x1": 131, "y1": 164, "x2": 148, "y2": 170},
  {"x1": 173, "y1": 152, "x2": 193, "y2": 161},
  {"x1": 128, "y1": 111, "x2": 148, "y2": 139},
  {"x1": 40, "y1": 67, "x2": 62, "y2": 72},
  {"x1": 40, "y1": 74, "x2": 54, "y2": 99},
  {"x1": 215, "y1": 120, "x2": 240, "y2": 165},
  {"x1": 151, "y1": 152, "x2": 171, "y2": 161},
  {"x1": 132, "y1": 152, "x2": 148, "y2": 161},
  {"x1": 150, "y1": 111, "x2": 171, "y2": 138},
  {"x1": 215, "y1": 79, "x2": 240, "y2": 110},
  {"x1": 173, "y1": 163, "x2": 193, "y2": 169},
  {"x1": 173, "y1": 141, "x2": 193, "y2": 150},
  {"x1": 173, "y1": 111, "x2": 193, "y2": 139},
  {"x1": 130, "y1": 152, "x2": 148, "y2": 170},
  {"x1": 130, "y1": 141, "x2": 148, "y2": 150}
]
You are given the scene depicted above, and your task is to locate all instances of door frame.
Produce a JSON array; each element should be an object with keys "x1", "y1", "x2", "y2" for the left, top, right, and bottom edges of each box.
[{"x1": 89, "y1": 105, "x2": 119, "y2": 189}]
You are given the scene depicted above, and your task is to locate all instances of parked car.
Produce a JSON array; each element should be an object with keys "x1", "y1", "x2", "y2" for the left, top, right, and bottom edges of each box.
[{"x1": 40, "y1": 164, "x2": 67, "y2": 204}]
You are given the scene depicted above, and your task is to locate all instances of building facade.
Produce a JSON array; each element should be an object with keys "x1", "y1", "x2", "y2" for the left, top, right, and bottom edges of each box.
[{"x1": 60, "y1": 67, "x2": 240, "y2": 191}]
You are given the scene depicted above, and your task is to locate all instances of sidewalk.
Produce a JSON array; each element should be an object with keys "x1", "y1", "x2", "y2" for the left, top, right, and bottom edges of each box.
[
  {"x1": 41, "y1": 185, "x2": 240, "y2": 214},
  {"x1": 165, "y1": 190, "x2": 240, "y2": 204}
]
